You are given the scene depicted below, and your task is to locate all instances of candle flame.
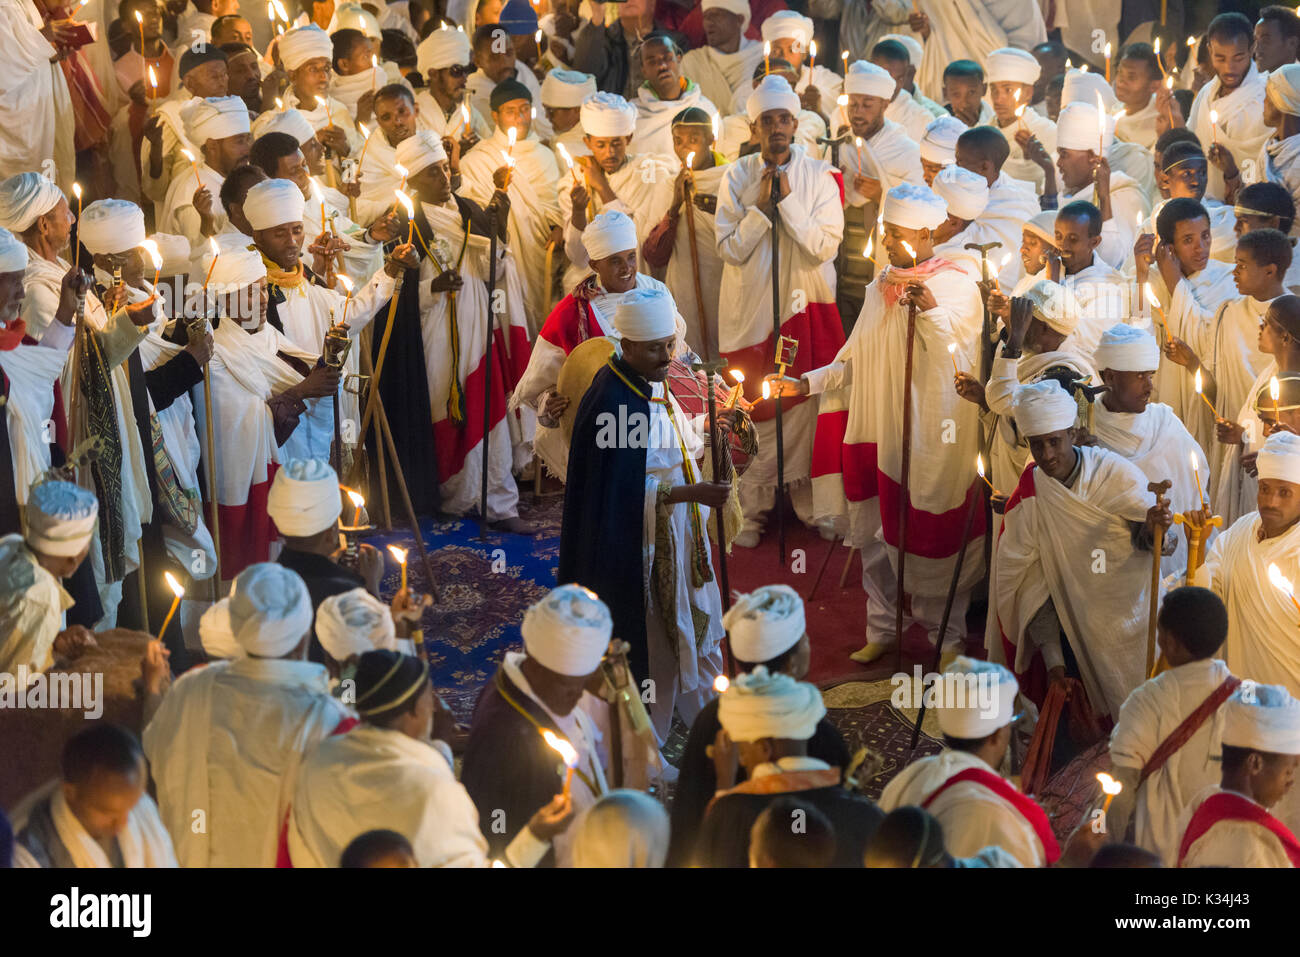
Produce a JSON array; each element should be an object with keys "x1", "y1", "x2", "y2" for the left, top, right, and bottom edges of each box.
[
  {"x1": 1195, "y1": 367, "x2": 1204, "y2": 395},
  {"x1": 1187, "y1": 35, "x2": 1196, "y2": 47},
  {"x1": 1165, "y1": 75, "x2": 1173, "y2": 90},
  {"x1": 764, "y1": 40, "x2": 771, "y2": 56},
  {"x1": 541, "y1": 729, "x2": 579, "y2": 768},
  {"x1": 164, "y1": 571, "x2": 184, "y2": 598},
  {"x1": 685, "y1": 150, "x2": 695, "y2": 169},
  {"x1": 535, "y1": 28, "x2": 542, "y2": 44},
  {"x1": 1272, "y1": 375, "x2": 1281, "y2": 402},
  {"x1": 491, "y1": 859, "x2": 506, "y2": 868},
  {"x1": 1210, "y1": 109, "x2": 1218, "y2": 125},
  {"x1": 387, "y1": 544, "x2": 407, "y2": 563},
  {"x1": 729, "y1": 369, "x2": 745, "y2": 383},
  {"x1": 346, "y1": 488, "x2": 364, "y2": 508},
  {"x1": 863, "y1": 235, "x2": 873, "y2": 259},
  {"x1": 1000, "y1": 252, "x2": 1013, "y2": 268},
  {"x1": 71, "y1": 182, "x2": 81, "y2": 199},
  {"x1": 316, "y1": 94, "x2": 328, "y2": 109},
  {"x1": 1013, "y1": 88, "x2": 1021, "y2": 103},
  {"x1": 1104, "y1": 42, "x2": 1112, "y2": 58},
  {"x1": 272, "y1": 0, "x2": 287, "y2": 18},
  {"x1": 761, "y1": 379, "x2": 771, "y2": 400},
  {"x1": 556, "y1": 142, "x2": 574, "y2": 168},
  {"x1": 180, "y1": 148, "x2": 195, "y2": 162},
  {"x1": 836, "y1": 93, "x2": 849, "y2": 108},
  {"x1": 854, "y1": 135, "x2": 862, "y2": 149},
  {"x1": 134, "y1": 9, "x2": 141, "y2": 22},
  {"x1": 208, "y1": 236, "x2": 218, "y2": 256},
  {"x1": 1270, "y1": 562, "x2": 1295, "y2": 598},
  {"x1": 371, "y1": 54, "x2": 378, "y2": 69},
  {"x1": 947, "y1": 342, "x2": 956, "y2": 356},
  {"x1": 810, "y1": 40, "x2": 817, "y2": 59},
  {"x1": 394, "y1": 162, "x2": 408, "y2": 179},
  {"x1": 394, "y1": 190, "x2": 414, "y2": 217},
  {"x1": 1066, "y1": 58, "x2": 1072, "y2": 69},
  {"x1": 1014, "y1": 105, "x2": 1025, "y2": 118},
  {"x1": 500, "y1": 149, "x2": 515, "y2": 168},
  {"x1": 901, "y1": 240, "x2": 917, "y2": 259},
  {"x1": 337, "y1": 273, "x2": 354, "y2": 294},
  {"x1": 358, "y1": 122, "x2": 370, "y2": 140},
  {"x1": 1143, "y1": 282, "x2": 1159, "y2": 309},
  {"x1": 462, "y1": 103, "x2": 471, "y2": 124},
  {"x1": 713, "y1": 674, "x2": 730, "y2": 693},
  {"x1": 148, "y1": 65, "x2": 157, "y2": 87},
  {"x1": 267, "y1": 0, "x2": 275, "y2": 19},
  {"x1": 507, "y1": 126, "x2": 518, "y2": 147},
  {"x1": 977, "y1": 453, "x2": 986, "y2": 478},
  {"x1": 275, "y1": 97, "x2": 284, "y2": 111},
  {"x1": 1096, "y1": 772, "x2": 1122, "y2": 796},
  {"x1": 711, "y1": 113, "x2": 720, "y2": 139},
  {"x1": 1080, "y1": 63, "x2": 1088, "y2": 73},
  {"x1": 1190, "y1": 450, "x2": 1200, "y2": 474},
  {"x1": 531, "y1": 106, "x2": 537, "y2": 120},
  {"x1": 138, "y1": 238, "x2": 162, "y2": 271},
  {"x1": 841, "y1": 50, "x2": 848, "y2": 62},
  {"x1": 1154, "y1": 37, "x2": 1161, "y2": 57}
]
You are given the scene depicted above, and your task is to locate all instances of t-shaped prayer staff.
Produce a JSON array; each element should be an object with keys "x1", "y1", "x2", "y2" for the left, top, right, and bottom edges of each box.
[{"x1": 1146, "y1": 479, "x2": 1173, "y2": 675}]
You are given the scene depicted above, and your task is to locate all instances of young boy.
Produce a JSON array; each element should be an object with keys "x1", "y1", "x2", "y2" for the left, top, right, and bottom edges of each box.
[
  {"x1": 1108, "y1": 587, "x2": 1235, "y2": 865},
  {"x1": 1235, "y1": 181, "x2": 1300, "y2": 294},
  {"x1": 985, "y1": 47, "x2": 1056, "y2": 195},
  {"x1": 942, "y1": 60, "x2": 993, "y2": 129},
  {"x1": 1050, "y1": 200, "x2": 1132, "y2": 359},
  {"x1": 1191, "y1": 12, "x2": 1271, "y2": 203},
  {"x1": 1113, "y1": 42, "x2": 1164, "y2": 150},
  {"x1": 1142, "y1": 140, "x2": 1238, "y2": 264}
]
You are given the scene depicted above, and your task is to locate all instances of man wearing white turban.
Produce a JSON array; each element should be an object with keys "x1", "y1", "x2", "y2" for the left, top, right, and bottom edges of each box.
[
  {"x1": 157, "y1": 95, "x2": 252, "y2": 249},
  {"x1": 1178, "y1": 682, "x2": 1300, "y2": 866},
  {"x1": 143, "y1": 562, "x2": 351, "y2": 867},
  {"x1": 953, "y1": 125, "x2": 1041, "y2": 293},
  {"x1": 665, "y1": 584, "x2": 851, "y2": 867},
  {"x1": 558, "y1": 91, "x2": 675, "y2": 292},
  {"x1": 984, "y1": 47, "x2": 1057, "y2": 196},
  {"x1": 930, "y1": 164, "x2": 992, "y2": 276},
  {"x1": 992, "y1": 380, "x2": 1174, "y2": 723},
  {"x1": 275, "y1": 24, "x2": 363, "y2": 157},
  {"x1": 1260, "y1": 64, "x2": 1300, "y2": 229},
  {"x1": 788, "y1": 182, "x2": 982, "y2": 667},
  {"x1": 0, "y1": 479, "x2": 99, "y2": 676},
  {"x1": 0, "y1": 172, "x2": 154, "y2": 631},
  {"x1": 539, "y1": 68, "x2": 597, "y2": 167},
  {"x1": 560, "y1": 287, "x2": 732, "y2": 743},
  {"x1": 571, "y1": 790, "x2": 671, "y2": 867},
  {"x1": 291, "y1": 648, "x2": 572, "y2": 867},
  {"x1": 727, "y1": 11, "x2": 842, "y2": 120},
  {"x1": 1090, "y1": 323, "x2": 1209, "y2": 580},
  {"x1": 717, "y1": 75, "x2": 846, "y2": 548},
  {"x1": 695, "y1": 666, "x2": 885, "y2": 867},
  {"x1": 413, "y1": 25, "x2": 494, "y2": 147},
  {"x1": 869, "y1": 38, "x2": 939, "y2": 145},
  {"x1": 387, "y1": 130, "x2": 535, "y2": 529},
  {"x1": 881, "y1": 656, "x2": 1058, "y2": 867},
  {"x1": 678, "y1": 0, "x2": 762, "y2": 118},
  {"x1": 463, "y1": 584, "x2": 654, "y2": 866}
]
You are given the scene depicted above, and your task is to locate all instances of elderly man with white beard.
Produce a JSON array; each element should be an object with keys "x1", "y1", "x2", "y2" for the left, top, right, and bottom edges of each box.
[
  {"x1": 992, "y1": 381, "x2": 1174, "y2": 725},
  {"x1": 290, "y1": 648, "x2": 572, "y2": 867},
  {"x1": 143, "y1": 562, "x2": 353, "y2": 867}
]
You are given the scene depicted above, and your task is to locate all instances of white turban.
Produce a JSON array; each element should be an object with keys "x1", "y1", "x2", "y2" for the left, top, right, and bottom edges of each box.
[
  {"x1": 199, "y1": 598, "x2": 243, "y2": 660},
  {"x1": 1222, "y1": 682, "x2": 1300, "y2": 754},
  {"x1": 1022, "y1": 279, "x2": 1079, "y2": 335},
  {"x1": 746, "y1": 74, "x2": 801, "y2": 123},
  {"x1": 986, "y1": 48, "x2": 1041, "y2": 86},
  {"x1": 1056, "y1": 101, "x2": 1113, "y2": 153},
  {"x1": 25, "y1": 480, "x2": 97, "y2": 557},
  {"x1": 1024, "y1": 208, "x2": 1057, "y2": 247},
  {"x1": 1267, "y1": 64, "x2": 1300, "y2": 118},
  {"x1": 0, "y1": 172, "x2": 64, "y2": 234},
  {"x1": 581, "y1": 92, "x2": 637, "y2": 137},
  {"x1": 315, "y1": 587, "x2": 398, "y2": 662},
  {"x1": 244, "y1": 178, "x2": 305, "y2": 231},
  {"x1": 934, "y1": 656, "x2": 1020, "y2": 739},
  {"x1": 919, "y1": 115, "x2": 965, "y2": 165},
  {"x1": 1013, "y1": 380, "x2": 1078, "y2": 436},
  {"x1": 881, "y1": 33, "x2": 924, "y2": 68},
  {"x1": 541, "y1": 68, "x2": 597, "y2": 108},
  {"x1": 252, "y1": 107, "x2": 317, "y2": 145},
  {"x1": 614, "y1": 287, "x2": 676, "y2": 341},
  {"x1": 186, "y1": 96, "x2": 252, "y2": 145},
  {"x1": 328, "y1": 2, "x2": 380, "y2": 38},
  {"x1": 228, "y1": 563, "x2": 314, "y2": 657},
  {"x1": 717, "y1": 666, "x2": 826, "y2": 743},
  {"x1": 1257, "y1": 431, "x2": 1300, "y2": 485},
  {"x1": 760, "y1": 11, "x2": 813, "y2": 50},
  {"x1": 723, "y1": 585, "x2": 806, "y2": 664},
  {"x1": 77, "y1": 199, "x2": 146, "y2": 256},
  {"x1": 394, "y1": 130, "x2": 447, "y2": 176},
  {"x1": 1061, "y1": 68, "x2": 1119, "y2": 111},
  {"x1": 280, "y1": 24, "x2": 334, "y2": 72},
  {"x1": 845, "y1": 60, "x2": 896, "y2": 99},
  {"x1": 0, "y1": 227, "x2": 28, "y2": 273},
  {"x1": 701, "y1": 0, "x2": 750, "y2": 32},
  {"x1": 521, "y1": 584, "x2": 612, "y2": 677},
  {"x1": 206, "y1": 247, "x2": 267, "y2": 291},
  {"x1": 582, "y1": 210, "x2": 638, "y2": 261},
  {"x1": 882, "y1": 181, "x2": 947, "y2": 230},
  {"x1": 932, "y1": 165, "x2": 989, "y2": 221},
  {"x1": 266, "y1": 458, "x2": 341, "y2": 536},
  {"x1": 151, "y1": 233, "x2": 191, "y2": 277},
  {"x1": 416, "y1": 24, "x2": 471, "y2": 75},
  {"x1": 1094, "y1": 323, "x2": 1159, "y2": 372}
]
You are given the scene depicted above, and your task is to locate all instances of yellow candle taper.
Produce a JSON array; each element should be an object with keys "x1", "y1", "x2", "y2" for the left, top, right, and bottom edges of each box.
[
  {"x1": 395, "y1": 189, "x2": 415, "y2": 244},
  {"x1": 1191, "y1": 450, "x2": 1205, "y2": 508},
  {"x1": 202, "y1": 236, "x2": 219, "y2": 290},
  {"x1": 388, "y1": 544, "x2": 408, "y2": 591},
  {"x1": 764, "y1": 40, "x2": 771, "y2": 74},
  {"x1": 948, "y1": 342, "x2": 960, "y2": 376},
  {"x1": 1194, "y1": 367, "x2": 1216, "y2": 416},
  {"x1": 976, "y1": 454, "x2": 1000, "y2": 496},
  {"x1": 180, "y1": 148, "x2": 202, "y2": 191},
  {"x1": 135, "y1": 10, "x2": 146, "y2": 85},
  {"x1": 158, "y1": 571, "x2": 184, "y2": 641},
  {"x1": 1096, "y1": 772, "x2": 1122, "y2": 814},
  {"x1": 1272, "y1": 374, "x2": 1281, "y2": 421}
]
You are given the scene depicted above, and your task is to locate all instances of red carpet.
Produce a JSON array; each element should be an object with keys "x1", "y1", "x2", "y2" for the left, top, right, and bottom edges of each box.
[{"x1": 719, "y1": 500, "x2": 986, "y2": 688}]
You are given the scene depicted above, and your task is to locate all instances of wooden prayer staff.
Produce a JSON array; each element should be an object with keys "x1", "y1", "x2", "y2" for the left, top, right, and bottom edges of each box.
[
  {"x1": 895, "y1": 285, "x2": 918, "y2": 674},
  {"x1": 541, "y1": 729, "x2": 579, "y2": 798},
  {"x1": 200, "y1": 237, "x2": 222, "y2": 581},
  {"x1": 1268, "y1": 563, "x2": 1300, "y2": 626},
  {"x1": 682, "y1": 151, "x2": 712, "y2": 360},
  {"x1": 388, "y1": 544, "x2": 408, "y2": 592},
  {"x1": 691, "y1": 357, "x2": 733, "y2": 624},
  {"x1": 71, "y1": 183, "x2": 82, "y2": 270},
  {"x1": 158, "y1": 571, "x2": 184, "y2": 642},
  {"x1": 479, "y1": 191, "x2": 501, "y2": 540},
  {"x1": 1096, "y1": 772, "x2": 1122, "y2": 815},
  {"x1": 769, "y1": 167, "x2": 788, "y2": 567},
  {"x1": 1146, "y1": 479, "x2": 1172, "y2": 675}
]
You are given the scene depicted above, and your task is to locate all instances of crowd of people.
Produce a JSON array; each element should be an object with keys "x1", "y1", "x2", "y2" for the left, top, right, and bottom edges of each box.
[{"x1": 4, "y1": 0, "x2": 1300, "y2": 869}]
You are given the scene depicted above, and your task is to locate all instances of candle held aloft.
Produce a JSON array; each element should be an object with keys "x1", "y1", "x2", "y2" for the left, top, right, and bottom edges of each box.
[
  {"x1": 1190, "y1": 449, "x2": 1205, "y2": 508},
  {"x1": 947, "y1": 342, "x2": 960, "y2": 376},
  {"x1": 541, "y1": 729, "x2": 579, "y2": 798},
  {"x1": 388, "y1": 544, "x2": 408, "y2": 591},
  {"x1": 1096, "y1": 772, "x2": 1122, "y2": 814},
  {"x1": 158, "y1": 571, "x2": 185, "y2": 641},
  {"x1": 346, "y1": 488, "x2": 364, "y2": 526}
]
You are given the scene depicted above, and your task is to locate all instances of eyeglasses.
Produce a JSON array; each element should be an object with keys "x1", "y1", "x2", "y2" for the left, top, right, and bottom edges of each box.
[{"x1": 448, "y1": 63, "x2": 476, "y2": 78}]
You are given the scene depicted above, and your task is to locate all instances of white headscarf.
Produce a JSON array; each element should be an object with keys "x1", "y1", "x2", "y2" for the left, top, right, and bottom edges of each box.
[
  {"x1": 1013, "y1": 380, "x2": 1077, "y2": 436},
  {"x1": 1021, "y1": 279, "x2": 1079, "y2": 335},
  {"x1": 581, "y1": 92, "x2": 637, "y2": 137},
  {"x1": 394, "y1": 130, "x2": 447, "y2": 176},
  {"x1": 760, "y1": 11, "x2": 813, "y2": 50},
  {"x1": 0, "y1": 172, "x2": 64, "y2": 234},
  {"x1": 986, "y1": 48, "x2": 1041, "y2": 86},
  {"x1": 280, "y1": 24, "x2": 334, "y2": 72},
  {"x1": 746, "y1": 75, "x2": 800, "y2": 122},
  {"x1": 1056, "y1": 102, "x2": 1113, "y2": 153},
  {"x1": 199, "y1": 598, "x2": 243, "y2": 660},
  {"x1": 244, "y1": 178, "x2": 306, "y2": 231},
  {"x1": 934, "y1": 656, "x2": 1019, "y2": 739},
  {"x1": 1257, "y1": 431, "x2": 1300, "y2": 485},
  {"x1": 844, "y1": 61, "x2": 896, "y2": 100},
  {"x1": 541, "y1": 69, "x2": 597, "y2": 108},
  {"x1": 0, "y1": 226, "x2": 30, "y2": 272},
  {"x1": 228, "y1": 563, "x2": 314, "y2": 657},
  {"x1": 186, "y1": 96, "x2": 253, "y2": 145},
  {"x1": 882, "y1": 182, "x2": 947, "y2": 230},
  {"x1": 717, "y1": 666, "x2": 826, "y2": 743},
  {"x1": 920, "y1": 115, "x2": 965, "y2": 165},
  {"x1": 932, "y1": 165, "x2": 989, "y2": 221},
  {"x1": 252, "y1": 108, "x2": 317, "y2": 145},
  {"x1": 25, "y1": 480, "x2": 97, "y2": 557},
  {"x1": 1267, "y1": 64, "x2": 1300, "y2": 118},
  {"x1": 582, "y1": 210, "x2": 637, "y2": 261},
  {"x1": 1222, "y1": 682, "x2": 1300, "y2": 753},
  {"x1": 521, "y1": 584, "x2": 612, "y2": 676},
  {"x1": 1093, "y1": 323, "x2": 1159, "y2": 372},
  {"x1": 77, "y1": 199, "x2": 147, "y2": 256},
  {"x1": 701, "y1": 0, "x2": 751, "y2": 33},
  {"x1": 614, "y1": 287, "x2": 677, "y2": 341},
  {"x1": 266, "y1": 458, "x2": 342, "y2": 536},
  {"x1": 416, "y1": 24, "x2": 471, "y2": 75},
  {"x1": 315, "y1": 587, "x2": 398, "y2": 662},
  {"x1": 723, "y1": 585, "x2": 806, "y2": 664}
]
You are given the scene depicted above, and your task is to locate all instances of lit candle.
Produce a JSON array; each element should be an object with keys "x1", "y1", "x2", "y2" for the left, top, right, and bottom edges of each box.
[
  {"x1": 1272, "y1": 374, "x2": 1282, "y2": 421},
  {"x1": 862, "y1": 234, "x2": 873, "y2": 261},
  {"x1": 394, "y1": 162, "x2": 408, "y2": 194},
  {"x1": 1194, "y1": 367, "x2": 1216, "y2": 417},
  {"x1": 506, "y1": 125, "x2": 518, "y2": 156},
  {"x1": 841, "y1": 50, "x2": 848, "y2": 73},
  {"x1": 388, "y1": 544, "x2": 408, "y2": 591},
  {"x1": 1096, "y1": 772, "x2": 1122, "y2": 814},
  {"x1": 725, "y1": 368, "x2": 745, "y2": 409},
  {"x1": 267, "y1": 0, "x2": 275, "y2": 21},
  {"x1": 158, "y1": 571, "x2": 184, "y2": 641},
  {"x1": 135, "y1": 11, "x2": 146, "y2": 86},
  {"x1": 764, "y1": 40, "x2": 771, "y2": 74},
  {"x1": 1143, "y1": 283, "x2": 1172, "y2": 339},
  {"x1": 556, "y1": 142, "x2": 580, "y2": 185},
  {"x1": 1190, "y1": 449, "x2": 1205, "y2": 508},
  {"x1": 337, "y1": 273, "x2": 354, "y2": 324},
  {"x1": 70, "y1": 180, "x2": 81, "y2": 270},
  {"x1": 147, "y1": 64, "x2": 157, "y2": 100},
  {"x1": 180, "y1": 148, "x2": 202, "y2": 191},
  {"x1": 1154, "y1": 37, "x2": 1167, "y2": 77},
  {"x1": 809, "y1": 40, "x2": 816, "y2": 70},
  {"x1": 395, "y1": 189, "x2": 415, "y2": 244},
  {"x1": 541, "y1": 729, "x2": 579, "y2": 798},
  {"x1": 317, "y1": 94, "x2": 334, "y2": 130},
  {"x1": 138, "y1": 238, "x2": 162, "y2": 288},
  {"x1": 976, "y1": 454, "x2": 1000, "y2": 496},
  {"x1": 1014, "y1": 104, "x2": 1026, "y2": 133},
  {"x1": 713, "y1": 674, "x2": 730, "y2": 693},
  {"x1": 346, "y1": 488, "x2": 364, "y2": 526},
  {"x1": 370, "y1": 54, "x2": 378, "y2": 94},
  {"x1": 202, "y1": 236, "x2": 219, "y2": 291},
  {"x1": 902, "y1": 239, "x2": 917, "y2": 268},
  {"x1": 355, "y1": 122, "x2": 373, "y2": 166},
  {"x1": 1104, "y1": 42, "x2": 1112, "y2": 82},
  {"x1": 684, "y1": 150, "x2": 696, "y2": 179},
  {"x1": 273, "y1": 0, "x2": 287, "y2": 20},
  {"x1": 948, "y1": 342, "x2": 960, "y2": 376},
  {"x1": 1209, "y1": 108, "x2": 1219, "y2": 145},
  {"x1": 499, "y1": 149, "x2": 516, "y2": 187},
  {"x1": 761, "y1": 378, "x2": 771, "y2": 400},
  {"x1": 854, "y1": 135, "x2": 864, "y2": 170},
  {"x1": 1268, "y1": 563, "x2": 1300, "y2": 623}
]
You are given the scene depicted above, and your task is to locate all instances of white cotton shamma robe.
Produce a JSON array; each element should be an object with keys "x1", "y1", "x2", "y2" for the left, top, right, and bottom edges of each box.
[
  {"x1": 143, "y1": 657, "x2": 348, "y2": 868},
  {"x1": 1189, "y1": 65, "x2": 1271, "y2": 203},
  {"x1": 994, "y1": 445, "x2": 1155, "y2": 720}
]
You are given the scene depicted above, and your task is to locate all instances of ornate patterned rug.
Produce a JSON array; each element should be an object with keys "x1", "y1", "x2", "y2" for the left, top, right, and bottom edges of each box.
[{"x1": 822, "y1": 679, "x2": 946, "y2": 800}]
